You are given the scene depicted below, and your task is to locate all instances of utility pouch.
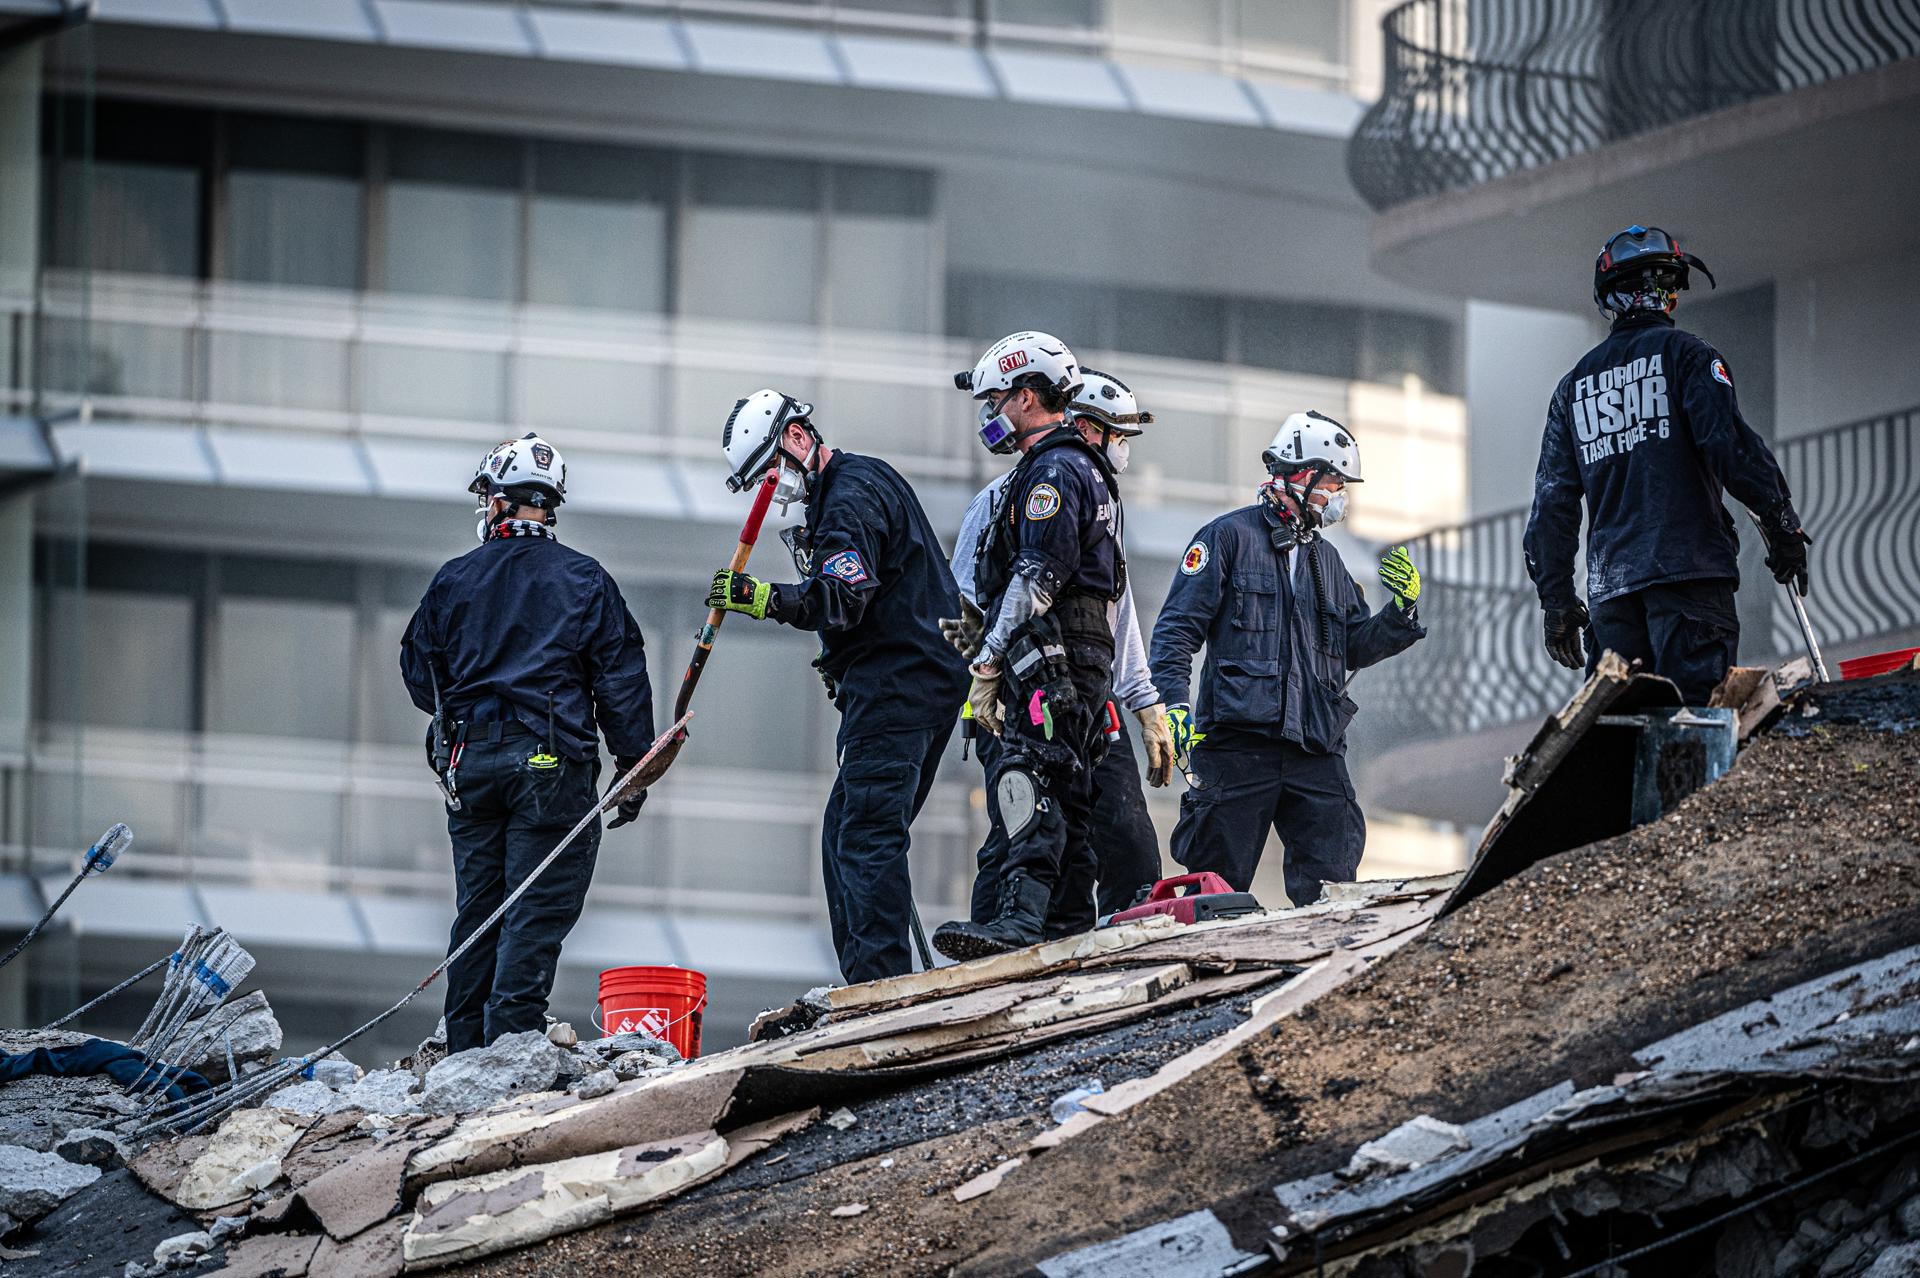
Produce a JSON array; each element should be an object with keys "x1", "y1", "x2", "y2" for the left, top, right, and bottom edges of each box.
[{"x1": 1004, "y1": 612, "x2": 1079, "y2": 739}]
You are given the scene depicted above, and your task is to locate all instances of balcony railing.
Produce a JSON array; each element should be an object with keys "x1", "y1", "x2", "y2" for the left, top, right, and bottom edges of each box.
[
  {"x1": 0, "y1": 272, "x2": 1467, "y2": 542},
  {"x1": 1357, "y1": 405, "x2": 1920, "y2": 746},
  {"x1": 1349, "y1": 0, "x2": 1920, "y2": 210}
]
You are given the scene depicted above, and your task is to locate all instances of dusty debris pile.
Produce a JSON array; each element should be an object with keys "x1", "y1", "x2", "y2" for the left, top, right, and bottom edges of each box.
[{"x1": 2, "y1": 665, "x2": 1916, "y2": 1278}]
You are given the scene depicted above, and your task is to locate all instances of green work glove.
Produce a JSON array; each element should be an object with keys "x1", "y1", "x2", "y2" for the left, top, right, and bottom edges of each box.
[
  {"x1": 708, "y1": 569, "x2": 770, "y2": 620},
  {"x1": 1166, "y1": 704, "x2": 1204, "y2": 769},
  {"x1": 1379, "y1": 545, "x2": 1421, "y2": 610}
]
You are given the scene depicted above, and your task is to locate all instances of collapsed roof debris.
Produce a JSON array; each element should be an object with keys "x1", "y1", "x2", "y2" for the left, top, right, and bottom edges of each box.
[{"x1": 0, "y1": 666, "x2": 1914, "y2": 1277}]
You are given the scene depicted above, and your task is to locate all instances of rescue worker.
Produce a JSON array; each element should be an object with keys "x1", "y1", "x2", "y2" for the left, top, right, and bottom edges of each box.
[
  {"x1": 401, "y1": 433, "x2": 654, "y2": 1053},
  {"x1": 932, "y1": 332, "x2": 1125, "y2": 959},
  {"x1": 1525, "y1": 225, "x2": 1810, "y2": 703},
  {"x1": 707, "y1": 391, "x2": 968, "y2": 984},
  {"x1": 943, "y1": 370, "x2": 1174, "y2": 924},
  {"x1": 1149, "y1": 413, "x2": 1425, "y2": 904}
]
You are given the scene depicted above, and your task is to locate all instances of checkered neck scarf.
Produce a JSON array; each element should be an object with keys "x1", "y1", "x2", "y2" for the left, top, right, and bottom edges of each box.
[{"x1": 488, "y1": 518, "x2": 556, "y2": 542}]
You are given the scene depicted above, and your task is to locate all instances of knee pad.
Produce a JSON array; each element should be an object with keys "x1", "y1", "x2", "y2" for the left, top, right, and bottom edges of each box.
[{"x1": 996, "y1": 767, "x2": 1044, "y2": 841}]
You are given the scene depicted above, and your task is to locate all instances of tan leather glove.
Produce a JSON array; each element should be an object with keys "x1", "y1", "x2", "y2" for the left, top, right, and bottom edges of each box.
[
  {"x1": 969, "y1": 665, "x2": 1004, "y2": 736},
  {"x1": 1135, "y1": 702, "x2": 1173, "y2": 787},
  {"x1": 938, "y1": 596, "x2": 986, "y2": 661}
]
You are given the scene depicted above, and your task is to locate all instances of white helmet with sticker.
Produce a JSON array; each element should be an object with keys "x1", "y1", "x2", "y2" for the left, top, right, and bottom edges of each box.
[
  {"x1": 1070, "y1": 369, "x2": 1154, "y2": 436},
  {"x1": 1261, "y1": 411, "x2": 1362, "y2": 483},
  {"x1": 955, "y1": 331, "x2": 1082, "y2": 401},
  {"x1": 469, "y1": 432, "x2": 567, "y2": 506}
]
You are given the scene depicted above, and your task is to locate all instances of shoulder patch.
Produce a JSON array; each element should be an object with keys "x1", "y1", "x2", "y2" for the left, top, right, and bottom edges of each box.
[
  {"x1": 820, "y1": 550, "x2": 870, "y2": 585},
  {"x1": 1181, "y1": 541, "x2": 1210, "y2": 575},
  {"x1": 1710, "y1": 358, "x2": 1732, "y2": 387},
  {"x1": 1024, "y1": 483, "x2": 1062, "y2": 521}
]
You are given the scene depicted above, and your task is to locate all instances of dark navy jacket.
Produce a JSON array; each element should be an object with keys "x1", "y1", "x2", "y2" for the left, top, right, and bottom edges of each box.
[
  {"x1": 400, "y1": 537, "x2": 654, "y2": 764},
  {"x1": 1524, "y1": 312, "x2": 1794, "y2": 610},
  {"x1": 976, "y1": 428, "x2": 1124, "y2": 611},
  {"x1": 1149, "y1": 503, "x2": 1424, "y2": 754},
  {"x1": 768, "y1": 451, "x2": 969, "y2": 740}
]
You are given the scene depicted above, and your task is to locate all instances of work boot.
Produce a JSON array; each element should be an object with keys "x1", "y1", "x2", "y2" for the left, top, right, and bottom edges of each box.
[{"x1": 933, "y1": 870, "x2": 1050, "y2": 961}]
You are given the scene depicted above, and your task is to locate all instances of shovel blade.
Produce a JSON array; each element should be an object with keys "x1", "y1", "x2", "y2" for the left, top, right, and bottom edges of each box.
[{"x1": 609, "y1": 713, "x2": 693, "y2": 800}]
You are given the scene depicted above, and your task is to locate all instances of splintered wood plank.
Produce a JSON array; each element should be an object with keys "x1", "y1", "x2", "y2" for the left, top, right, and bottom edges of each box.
[{"x1": 1080, "y1": 897, "x2": 1437, "y2": 972}]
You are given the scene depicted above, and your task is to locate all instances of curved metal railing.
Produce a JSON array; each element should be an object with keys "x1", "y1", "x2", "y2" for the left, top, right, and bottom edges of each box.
[
  {"x1": 1357, "y1": 405, "x2": 1920, "y2": 746},
  {"x1": 1349, "y1": 0, "x2": 1920, "y2": 210}
]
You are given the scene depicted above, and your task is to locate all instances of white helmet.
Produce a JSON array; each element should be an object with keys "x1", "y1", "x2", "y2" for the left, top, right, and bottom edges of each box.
[
  {"x1": 956, "y1": 331, "x2": 1082, "y2": 455},
  {"x1": 469, "y1": 432, "x2": 567, "y2": 505},
  {"x1": 1262, "y1": 411, "x2": 1362, "y2": 483},
  {"x1": 1070, "y1": 369, "x2": 1154, "y2": 437},
  {"x1": 723, "y1": 388, "x2": 819, "y2": 510},
  {"x1": 956, "y1": 330, "x2": 1082, "y2": 400}
]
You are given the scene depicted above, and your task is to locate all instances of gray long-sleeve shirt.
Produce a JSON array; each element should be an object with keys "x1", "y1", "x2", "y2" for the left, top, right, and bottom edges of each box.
[{"x1": 953, "y1": 474, "x2": 1158, "y2": 711}]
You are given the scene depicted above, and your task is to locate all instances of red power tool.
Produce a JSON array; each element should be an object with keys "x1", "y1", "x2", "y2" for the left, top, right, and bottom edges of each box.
[{"x1": 1102, "y1": 872, "x2": 1264, "y2": 927}]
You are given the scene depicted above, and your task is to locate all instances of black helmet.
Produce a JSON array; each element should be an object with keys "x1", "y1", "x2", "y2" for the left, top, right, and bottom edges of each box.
[{"x1": 1592, "y1": 225, "x2": 1716, "y2": 310}]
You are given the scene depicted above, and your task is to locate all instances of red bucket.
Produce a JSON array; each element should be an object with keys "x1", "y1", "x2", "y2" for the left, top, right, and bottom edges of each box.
[
  {"x1": 1839, "y1": 647, "x2": 1920, "y2": 681},
  {"x1": 596, "y1": 965, "x2": 706, "y2": 1059}
]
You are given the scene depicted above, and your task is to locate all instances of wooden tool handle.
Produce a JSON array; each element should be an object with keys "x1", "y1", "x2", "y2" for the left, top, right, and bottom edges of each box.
[{"x1": 673, "y1": 472, "x2": 779, "y2": 722}]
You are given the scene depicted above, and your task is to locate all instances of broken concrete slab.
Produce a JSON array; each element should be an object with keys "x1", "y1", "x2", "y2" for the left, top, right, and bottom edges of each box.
[
  {"x1": 1445, "y1": 653, "x2": 1682, "y2": 916},
  {"x1": 263, "y1": 1080, "x2": 336, "y2": 1117},
  {"x1": 406, "y1": 1066, "x2": 741, "y2": 1187},
  {"x1": 176, "y1": 992, "x2": 282, "y2": 1085},
  {"x1": 402, "y1": 1131, "x2": 730, "y2": 1268},
  {"x1": 0, "y1": 1144, "x2": 101, "y2": 1228},
  {"x1": 216, "y1": 1231, "x2": 320, "y2": 1278},
  {"x1": 326, "y1": 1070, "x2": 422, "y2": 1118},
  {"x1": 296, "y1": 1130, "x2": 424, "y2": 1241},
  {"x1": 580, "y1": 1031, "x2": 681, "y2": 1063},
  {"x1": 54, "y1": 1126, "x2": 130, "y2": 1170},
  {"x1": 150, "y1": 1108, "x2": 304, "y2": 1211},
  {"x1": 1340, "y1": 1115, "x2": 1471, "y2": 1180},
  {"x1": 150, "y1": 1229, "x2": 212, "y2": 1264},
  {"x1": 307, "y1": 1217, "x2": 404, "y2": 1278},
  {"x1": 1036, "y1": 1208, "x2": 1263, "y2": 1277},
  {"x1": 417, "y1": 1031, "x2": 567, "y2": 1116}
]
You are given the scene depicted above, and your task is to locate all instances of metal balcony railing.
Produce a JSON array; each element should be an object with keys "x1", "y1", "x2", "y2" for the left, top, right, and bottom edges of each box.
[
  {"x1": 1358, "y1": 406, "x2": 1920, "y2": 745},
  {"x1": 1349, "y1": 0, "x2": 1920, "y2": 210}
]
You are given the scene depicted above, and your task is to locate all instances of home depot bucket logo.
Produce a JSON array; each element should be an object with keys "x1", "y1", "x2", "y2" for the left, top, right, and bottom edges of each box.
[{"x1": 613, "y1": 1006, "x2": 672, "y2": 1037}]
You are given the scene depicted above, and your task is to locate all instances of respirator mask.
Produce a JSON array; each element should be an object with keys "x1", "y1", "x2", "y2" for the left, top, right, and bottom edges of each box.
[
  {"x1": 1103, "y1": 435, "x2": 1131, "y2": 474},
  {"x1": 978, "y1": 392, "x2": 1019, "y2": 455},
  {"x1": 771, "y1": 439, "x2": 819, "y2": 514},
  {"x1": 1317, "y1": 487, "x2": 1348, "y2": 527}
]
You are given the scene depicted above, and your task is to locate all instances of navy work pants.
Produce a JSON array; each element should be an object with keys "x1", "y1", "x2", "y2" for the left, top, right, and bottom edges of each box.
[
  {"x1": 1168, "y1": 734, "x2": 1363, "y2": 906},
  {"x1": 1586, "y1": 577, "x2": 1739, "y2": 704},
  {"x1": 822, "y1": 722, "x2": 954, "y2": 985},
  {"x1": 979, "y1": 647, "x2": 1112, "y2": 937},
  {"x1": 443, "y1": 735, "x2": 601, "y2": 1053}
]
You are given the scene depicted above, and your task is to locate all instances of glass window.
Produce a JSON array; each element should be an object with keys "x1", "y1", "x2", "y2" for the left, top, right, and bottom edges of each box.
[
  {"x1": 369, "y1": 607, "x2": 431, "y2": 748},
  {"x1": 519, "y1": 354, "x2": 662, "y2": 434},
  {"x1": 39, "y1": 317, "x2": 192, "y2": 400},
  {"x1": 383, "y1": 128, "x2": 521, "y2": 301},
  {"x1": 679, "y1": 154, "x2": 822, "y2": 326},
  {"x1": 208, "y1": 331, "x2": 350, "y2": 412},
  {"x1": 1237, "y1": 0, "x2": 1343, "y2": 66},
  {"x1": 991, "y1": 0, "x2": 1099, "y2": 29},
  {"x1": 944, "y1": 272, "x2": 1112, "y2": 351},
  {"x1": 363, "y1": 342, "x2": 506, "y2": 424},
  {"x1": 828, "y1": 164, "x2": 936, "y2": 333},
  {"x1": 529, "y1": 140, "x2": 672, "y2": 313},
  {"x1": 40, "y1": 589, "x2": 196, "y2": 732},
  {"x1": 1109, "y1": 0, "x2": 1221, "y2": 46},
  {"x1": 52, "y1": 161, "x2": 201, "y2": 277},
  {"x1": 209, "y1": 597, "x2": 356, "y2": 739},
  {"x1": 1114, "y1": 286, "x2": 1225, "y2": 363},
  {"x1": 224, "y1": 115, "x2": 365, "y2": 289},
  {"x1": 1360, "y1": 310, "x2": 1457, "y2": 393},
  {"x1": 1235, "y1": 298, "x2": 1360, "y2": 381},
  {"x1": 47, "y1": 99, "x2": 210, "y2": 278}
]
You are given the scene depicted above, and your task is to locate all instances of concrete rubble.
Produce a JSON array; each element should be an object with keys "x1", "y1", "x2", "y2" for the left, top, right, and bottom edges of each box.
[
  {"x1": 0, "y1": 662, "x2": 1911, "y2": 1277},
  {"x1": 0, "y1": 1143, "x2": 100, "y2": 1228}
]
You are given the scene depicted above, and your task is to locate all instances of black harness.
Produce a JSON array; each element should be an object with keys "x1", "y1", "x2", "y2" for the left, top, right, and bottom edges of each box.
[{"x1": 974, "y1": 428, "x2": 1127, "y2": 607}]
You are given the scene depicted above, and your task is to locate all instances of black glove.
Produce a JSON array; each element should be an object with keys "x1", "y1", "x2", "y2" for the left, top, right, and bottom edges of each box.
[
  {"x1": 1543, "y1": 600, "x2": 1589, "y2": 671},
  {"x1": 1759, "y1": 504, "x2": 1812, "y2": 597},
  {"x1": 606, "y1": 759, "x2": 647, "y2": 829}
]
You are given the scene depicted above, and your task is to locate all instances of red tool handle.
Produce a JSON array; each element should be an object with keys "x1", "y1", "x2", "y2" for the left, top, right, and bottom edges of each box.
[
  {"x1": 1143, "y1": 872, "x2": 1236, "y2": 901},
  {"x1": 673, "y1": 472, "x2": 778, "y2": 722}
]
